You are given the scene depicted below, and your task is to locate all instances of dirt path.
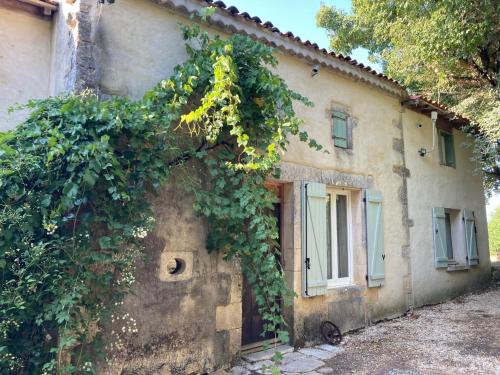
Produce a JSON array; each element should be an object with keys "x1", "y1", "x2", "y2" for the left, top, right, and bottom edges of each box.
[
  {"x1": 324, "y1": 285, "x2": 500, "y2": 375},
  {"x1": 231, "y1": 285, "x2": 500, "y2": 375}
]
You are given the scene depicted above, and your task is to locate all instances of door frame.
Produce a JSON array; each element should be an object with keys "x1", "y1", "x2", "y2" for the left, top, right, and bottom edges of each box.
[{"x1": 241, "y1": 182, "x2": 285, "y2": 349}]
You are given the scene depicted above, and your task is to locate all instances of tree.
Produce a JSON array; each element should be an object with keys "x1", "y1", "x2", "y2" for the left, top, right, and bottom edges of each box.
[
  {"x1": 317, "y1": 0, "x2": 499, "y2": 193},
  {"x1": 489, "y1": 207, "x2": 500, "y2": 255}
]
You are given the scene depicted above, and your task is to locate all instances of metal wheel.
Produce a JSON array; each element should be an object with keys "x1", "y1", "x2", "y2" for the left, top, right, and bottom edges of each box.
[{"x1": 320, "y1": 320, "x2": 342, "y2": 345}]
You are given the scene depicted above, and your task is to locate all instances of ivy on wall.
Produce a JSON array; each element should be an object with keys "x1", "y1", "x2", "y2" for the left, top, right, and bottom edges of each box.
[{"x1": 0, "y1": 18, "x2": 321, "y2": 374}]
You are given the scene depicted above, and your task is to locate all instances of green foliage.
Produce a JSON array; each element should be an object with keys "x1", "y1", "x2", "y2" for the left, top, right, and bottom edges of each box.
[
  {"x1": 488, "y1": 207, "x2": 500, "y2": 255},
  {"x1": 455, "y1": 89, "x2": 500, "y2": 193},
  {"x1": 317, "y1": 0, "x2": 499, "y2": 194},
  {"x1": 0, "y1": 24, "x2": 317, "y2": 373},
  {"x1": 0, "y1": 94, "x2": 178, "y2": 374}
]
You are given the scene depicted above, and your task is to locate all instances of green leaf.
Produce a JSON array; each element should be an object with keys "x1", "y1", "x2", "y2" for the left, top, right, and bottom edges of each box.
[{"x1": 98, "y1": 236, "x2": 112, "y2": 249}]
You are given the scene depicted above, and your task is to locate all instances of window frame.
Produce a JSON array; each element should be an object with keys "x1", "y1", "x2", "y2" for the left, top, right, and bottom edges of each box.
[
  {"x1": 326, "y1": 188, "x2": 353, "y2": 288},
  {"x1": 438, "y1": 129, "x2": 456, "y2": 167},
  {"x1": 444, "y1": 211, "x2": 454, "y2": 261}
]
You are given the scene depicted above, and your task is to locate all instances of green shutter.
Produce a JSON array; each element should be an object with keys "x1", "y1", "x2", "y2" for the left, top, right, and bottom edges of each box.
[
  {"x1": 301, "y1": 181, "x2": 328, "y2": 297},
  {"x1": 333, "y1": 111, "x2": 348, "y2": 148},
  {"x1": 463, "y1": 209, "x2": 479, "y2": 266},
  {"x1": 365, "y1": 189, "x2": 384, "y2": 287},
  {"x1": 432, "y1": 207, "x2": 449, "y2": 268},
  {"x1": 444, "y1": 132, "x2": 455, "y2": 167}
]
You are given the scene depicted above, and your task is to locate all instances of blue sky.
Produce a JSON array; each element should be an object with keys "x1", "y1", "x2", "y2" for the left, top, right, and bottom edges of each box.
[{"x1": 223, "y1": 0, "x2": 381, "y2": 72}]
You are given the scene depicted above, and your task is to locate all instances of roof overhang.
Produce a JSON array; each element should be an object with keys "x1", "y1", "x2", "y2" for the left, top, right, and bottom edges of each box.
[
  {"x1": 1, "y1": 0, "x2": 57, "y2": 17},
  {"x1": 402, "y1": 95, "x2": 470, "y2": 129}
]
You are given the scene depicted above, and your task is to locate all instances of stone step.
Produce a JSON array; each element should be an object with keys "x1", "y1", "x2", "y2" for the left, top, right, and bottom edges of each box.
[{"x1": 241, "y1": 344, "x2": 294, "y2": 363}]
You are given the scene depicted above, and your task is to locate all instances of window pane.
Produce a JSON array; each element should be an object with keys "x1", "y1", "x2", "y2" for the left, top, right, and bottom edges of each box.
[
  {"x1": 439, "y1": 133, "x2": 446, "y2": 164},
  {"x1": 439, "y1": 131, "x2": 455, "y2": 166},
  {"x1": 445, "y1": 212, "x2": 453, "y2": 260},
  {"x1": 336, "y1": 195, "x2": 349, "y2": 278},
  {"x1": 326, "y1": 194, "x2": 332, "y2": 279},
  {"x1": 444, "y1": 133, "x2": 455, "y2": 166}
]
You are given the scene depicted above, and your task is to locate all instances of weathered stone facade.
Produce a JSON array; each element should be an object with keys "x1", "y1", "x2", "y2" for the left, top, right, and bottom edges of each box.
[{"x1": 0, "y1": 1, "x2": 491, "y2": 373}]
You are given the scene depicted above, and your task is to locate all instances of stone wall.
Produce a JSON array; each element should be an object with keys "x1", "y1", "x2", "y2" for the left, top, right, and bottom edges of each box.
[
  {"x1": 0, "y1": 4, "x2": 52, "y2": 130},
  {"x1": 98, "y1": 181, "x2": 242, "y2": 374},
  {"x1": 403, "y1": 109, "x2": 491, "y2": 307}
]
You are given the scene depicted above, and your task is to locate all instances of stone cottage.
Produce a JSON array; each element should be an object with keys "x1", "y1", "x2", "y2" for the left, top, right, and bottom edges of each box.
[{"x1": 0, "y1": 0, "x2": 492, "y2": 373}]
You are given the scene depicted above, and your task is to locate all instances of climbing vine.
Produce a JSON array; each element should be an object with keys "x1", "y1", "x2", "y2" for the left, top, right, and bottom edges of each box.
[{"x1": 0, "y1": 20, "x2": 320, "y2": 374}]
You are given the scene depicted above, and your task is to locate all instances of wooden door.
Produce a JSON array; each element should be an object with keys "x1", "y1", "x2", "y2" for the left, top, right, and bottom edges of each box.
[{"x1": 242, "y1": 185, "x2": 283, "y2": 346}]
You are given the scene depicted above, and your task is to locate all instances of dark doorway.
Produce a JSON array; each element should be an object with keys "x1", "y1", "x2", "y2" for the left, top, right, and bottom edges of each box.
[{"x1": 241, "y1": 184, "x2": 283, "y2": 347}]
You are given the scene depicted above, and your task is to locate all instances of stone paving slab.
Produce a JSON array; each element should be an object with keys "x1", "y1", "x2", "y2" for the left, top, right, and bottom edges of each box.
[
  {"x1": 279, "y1": 357, "x2": 324, "y2": 373},
  {"x1": 234, "y1": 343, "x2": 342, "y2": 374},
  {"x1": 315, "y1": 344, "x2": 339, "y2": 353},
  {"x1": 297, "y1": 348, "x2": 335, "y2": 360},
  {"x1": 242, "y1": 344, "x2": 294, "y2": 363},
  {"x1": 281, "y1": 351, "x2": 307, "y2": 364},
  {"x1": 246, "y1": 360, "x2": 273, "y2": 372}
]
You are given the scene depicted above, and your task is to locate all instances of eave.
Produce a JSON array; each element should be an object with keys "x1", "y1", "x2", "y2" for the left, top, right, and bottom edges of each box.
[
  {"x1": 402, "y1": 95, "x2": 470, "y2": 129},
  {"x1": 1, "y1": 0, "x2": 57, "y2": 17}
]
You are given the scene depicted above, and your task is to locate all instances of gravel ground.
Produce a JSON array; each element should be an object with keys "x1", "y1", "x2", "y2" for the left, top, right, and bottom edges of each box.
[
  {"x1": 231, "y1": 284, "x2": 500, "y2": 375},
  {"x1": 324, "y1": 285, "x2": 500, "y2": 375}
]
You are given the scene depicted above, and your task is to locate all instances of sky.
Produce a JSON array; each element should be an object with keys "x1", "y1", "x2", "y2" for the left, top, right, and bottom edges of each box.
[
  {"x1": 223, "y1": 0, "x2": 381, "y2": 72},
  {"x1": 224, "y1": 0, "x2": 500, "y2": 221},
  {"x1": 487, "y1": 194, "x2": 500, "y2": 220}
]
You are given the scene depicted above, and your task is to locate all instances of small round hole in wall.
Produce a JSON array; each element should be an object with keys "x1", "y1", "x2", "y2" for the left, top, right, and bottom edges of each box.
[{"x1": 166, "y1": 258, "x2": 185, "y2": 275}]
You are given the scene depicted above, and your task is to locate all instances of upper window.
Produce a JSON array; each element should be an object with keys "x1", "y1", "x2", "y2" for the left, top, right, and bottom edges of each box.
[
  {"x1": 326, "y1": 189, "x2": 352, "y2": 286},
  {"x1": 432, "y1": 207, "x2": 479, "y2": 269},
  {"x1": 438, "y1": 130, "x2": 455, "y2": 167},
  {"x1": 332, "y1": 110, "x2": 351, "y2": 149}
]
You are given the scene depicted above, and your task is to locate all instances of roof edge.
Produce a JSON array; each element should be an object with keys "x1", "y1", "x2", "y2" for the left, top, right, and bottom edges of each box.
[
  {"x1": 403, "y1": 95, "x2": 470, "y2": 128},
  {"x1": 155, "y1": 1, "x2": 469, "y2": 126},
  {"x1": 156, "y1": 0, "x2": 407, "y2": 97},
  {"x1": 16, "y1": 0, "x2": 57, "y2": 16}
]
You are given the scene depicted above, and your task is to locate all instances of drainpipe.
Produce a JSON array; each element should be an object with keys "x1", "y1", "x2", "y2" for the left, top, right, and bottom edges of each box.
[{"x1": 418, "y1": 111, "x2": 438, "y2": 157}]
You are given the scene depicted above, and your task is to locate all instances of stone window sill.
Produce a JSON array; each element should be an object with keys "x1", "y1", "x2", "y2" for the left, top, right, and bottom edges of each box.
[
  {"x1": 439, "y1": 162, "x2": 456, "y2": 169},
  {"x1": 446, "y1": 264, "x2": 470, "y2": 272},
  {"x1": 326, "y1": 284, "x2": 363, "y2": 298}
]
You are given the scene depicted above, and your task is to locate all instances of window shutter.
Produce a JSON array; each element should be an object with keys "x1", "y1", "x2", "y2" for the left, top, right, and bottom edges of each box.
[
  {"x1": 301, "y1": 182, "x2": 328, "y2": 297},
  {"x1": 432, "y1": 207, "x2": 449, "y2": 268},
  {"x1": 365, "y1": 189, "x2": 384, "y2": 287},
  {"x1": 333, "y1": 111, "x2": 348, "y2": 148},
  {"x1": 463, "y1": 209, "x2": 479, "y2": 266}
]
